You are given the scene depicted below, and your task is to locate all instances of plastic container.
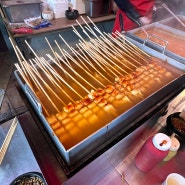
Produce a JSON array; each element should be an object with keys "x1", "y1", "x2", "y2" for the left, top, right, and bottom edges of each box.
[
  {"x1": 2, "y1": 0, "x2": 42, "y2": 23},
  {"x1": 163, "y1": 136, "x2": 180, "y2": 162},
  {"x1": 161, "y1": 173, "x2": 185, "y2": 185},
  {"x1": 134, "y1": 133, "x2": 171, "y2": 172},
  {"x1": 85, "y1": 0, "x2": 111, "y2": 17}
]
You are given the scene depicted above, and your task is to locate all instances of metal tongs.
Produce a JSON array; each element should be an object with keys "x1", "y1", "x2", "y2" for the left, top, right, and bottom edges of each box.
[
  {"x1": 162, "y1": 3, "x2": 185, "y2": 28},
  {"x1": 0, "y1": 117, "x2": 18, "y2": 165}
]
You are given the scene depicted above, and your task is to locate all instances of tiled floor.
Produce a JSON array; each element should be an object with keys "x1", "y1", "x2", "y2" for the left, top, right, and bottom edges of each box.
[
  {"x1": 0, "y1": 51, "x2": 15, "y2": 89},
  {"x1": 0, "y1": 51, "x2": 14, "y2": 112},
  {"x1": 0, "y1": 51, "x2": 15, "y2": 108},
  {"x1": 0, "y1": 51, "x2": 28, "y2": 123}
]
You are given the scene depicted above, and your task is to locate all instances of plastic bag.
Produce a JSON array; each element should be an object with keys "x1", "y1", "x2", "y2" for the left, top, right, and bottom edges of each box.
[{"x1": 24, "y1": 17, "x2": 52, "y2": 29}]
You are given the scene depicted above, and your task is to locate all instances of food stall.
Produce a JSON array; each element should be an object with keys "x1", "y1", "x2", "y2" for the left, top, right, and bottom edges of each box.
[{"x1": 0, "y1": 1, "x2": 185, "y2": 185}]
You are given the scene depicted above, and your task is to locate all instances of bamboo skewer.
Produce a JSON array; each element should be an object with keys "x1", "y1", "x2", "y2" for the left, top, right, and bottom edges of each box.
[
  {"x1": 71, "y1": 25, "x2": 86, "y2": 42},
  {"x1": 10, "y1": 16, "x2": 158, "y2": 119},
  {"x1": 75, "y1": 19, "x2": 93, "y2": 41},
  {"x1": 14, "y1": 63, "x2": 31, "y2": 88},
  {"x1": 0, "y1": 117, "x2": 18, "y2": 165},
  {"x1": 115, "y1": 31, "x2": 151, "y2": 58},
  {"x1": 62, "y1": 49, "x2": 107, "y2": 87},
  {"x1": 109, "y1": 33, "x2": 149, "y2": 64},
  {"x1": 74, "y1": 18, "x2": 144, "y2": 73},
  {"x1": 95, "y1": 36, "x2": 124, "y2": 59},
  {"x1": 9, "y1": 37, "x2": 32, "y2": 85},
  {"x1": 71, "y1": 21, "x2": 136, "y2": 77},
  {"x1": 22, "y1": 41, "x2": 73, "y2": 106},
  {"x1": 39, "y1": 55, "x2": 84, "y2": 99},
  {"x1": 45, "y1": 37, "x2": 60, "y2": 64},
  {"x1": 78, "y1": 40, "x2": 107, "y2": 73},
  {"x1": 89, "y1": 38, "x2": 132, "y2": 74},
  {"x1": 162, "y1": 3, "x2": 185, "y2": 28},
  {"x1": 22, "y1": 61, "x2": 61, "y2": 112},
  {"x1": 80, "y1": 16, "x2": 102, "y2": 43},
  {"x1": 39, "y1": 57, "x2": 76, "y2": 103},
  {"x1": 46, "y1": 54, "x2": 92, "y2": 94},
  {"x1": 55, "y1": 51, "x2": 111, "y2": 88},
  {"x1": 29, "y1": 59, "x2": 66, "y2": 106},
  {"x1": 78, "y1": 42, "x2": 119, "y2": 80},
  {"x1": 24, "y1": 38, "x2": 84, "y2": 100},
  {"x1": 15, "y1": 62, "x2": 50, "y2": 117},
  {"x1": 15, "y1": 46, "x2": 33, "y2": 85},
  {"x1": 104, "y1": 33, "x2": 144, "y2": 66},
  {"x1": 75, "y1": 43, "x2": 115, "y2": 80},
  {"x1": 54, "y1": 52, "x2": 98, "y2": 90},
  {"x1": 114, "y1": 34, "x2": 149, "y2": 62},
  {"x1": 59, "y1": 34, "x2": 93, "y2": 72},
  {"x1": 31, "y1": 57, "x2": 60, "y2": 87},
  {"x1": 55, "y1": 40, "x2": 71, "y2": 67},
  {"x1": 72, "y1": 21, "x2": 124, "y2": 74},
  {"x1": 80, "y1": 40, "x2": 124, "y2": 77},
  {"x1": 75, "y1": 44, "x2": 94, "y2": 72}
]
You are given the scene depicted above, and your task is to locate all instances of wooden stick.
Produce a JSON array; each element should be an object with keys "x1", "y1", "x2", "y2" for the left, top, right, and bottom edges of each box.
[
  {"x1": 76, "y1": 19, "x2": 92, "y2": 41},
  {"x1": 80, "y1": 16, "x2": 102, "y2": 42},
  {"x1": 46, "y1": 54, "x2": 91, "y2": 94},
  {"x1": 109, "y1": 32, "x2": 150, "y2": 63},
  {"x1": 59, "y1": 34, "x2": 91, "y2": 71},
  {"x1": 89, "y1": 38, "x2": 132, "y2": 74},
  {"x1": 39, "y1": 54, "x2": 84, "y2": 99},
  {"x1": 105, "y1": 33, "x2": 144, "y2": 66},
  {"x1": 23, "y1": 61, "x2": 61, "y2": 112},
  {"x1": 23, "y1": 39, "x2": 80, "y2": 101},
  {"x1": 0, "y1": 117, "x2": 18, "y2": 165},
  {"x1": 54, "y1": 40, "x2": 71, "y2": 67},
  {"x1": 54, "y1": 52, "x2": 98, "y2": 90},
  {"x1": 45, "y1": 37, "x2": 60, "y2": 64},
  {"x1": 115, "y1": 31, "x2": 151, "y2": 58},
  {"x1": 75, "y1": 44, "x2": 94, "y2": 72},
  {"x1": 14, "y1": 45, "x2": 32, "y2": 85},
  {"x1": 80, "y1": 40, "x2": 124, "y2": 77},
  {"x1": 62, "y1": 49, "x2": 107, "y2": 87},
  {"x1": 39, "y1": 57, "x2": 76, "y2": 103}
]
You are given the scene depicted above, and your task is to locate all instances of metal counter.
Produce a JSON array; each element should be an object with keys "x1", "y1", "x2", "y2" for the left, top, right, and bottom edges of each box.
[{"x1": 63, "y1": 89, "x2": 185, "y2": 185}]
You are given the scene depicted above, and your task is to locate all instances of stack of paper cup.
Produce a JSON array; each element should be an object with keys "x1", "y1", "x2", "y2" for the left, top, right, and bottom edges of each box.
[{"x1": 162, "y1": 173, "x2": 185, "y2": 185}]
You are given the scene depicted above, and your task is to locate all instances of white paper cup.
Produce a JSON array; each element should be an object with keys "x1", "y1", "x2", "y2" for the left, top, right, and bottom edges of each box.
[
  {"x1": 162, "y1": 173, "x2": 185, "y2": 185},
  {"x1": 42, "y1": 11, "x2": 54, "y2": 20}
]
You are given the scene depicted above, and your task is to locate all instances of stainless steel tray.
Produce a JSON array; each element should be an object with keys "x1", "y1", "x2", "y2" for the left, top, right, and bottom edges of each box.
[
  {"x1": 14, "y1": 38, "x2": 185, "y2": 169},
  {"x1": 158, "y1": 14, "x2": 185, "y2": 32},
  {"x1": 126, "y1": 21, "x2": 185, "y2": 64}
]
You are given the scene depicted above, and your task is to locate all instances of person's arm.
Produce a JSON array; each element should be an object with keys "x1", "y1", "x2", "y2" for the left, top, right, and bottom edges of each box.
[{"x1": 114, "y1": 0, "x2": 141, "y2": 21}]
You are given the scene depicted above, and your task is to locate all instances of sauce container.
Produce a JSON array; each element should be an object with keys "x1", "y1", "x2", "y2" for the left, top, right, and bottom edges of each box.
[
  {"x1": 134, "y1": 133, "x2": 171, "y2": 172},
  {"x1": 163, "y1": 135, "x2": 180, "y2": 162}
]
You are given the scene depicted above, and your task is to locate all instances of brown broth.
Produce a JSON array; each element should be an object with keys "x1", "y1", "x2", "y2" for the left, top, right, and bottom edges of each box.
[{"x1": 135, "y1": 27, "x2": 185, "y2": 57}]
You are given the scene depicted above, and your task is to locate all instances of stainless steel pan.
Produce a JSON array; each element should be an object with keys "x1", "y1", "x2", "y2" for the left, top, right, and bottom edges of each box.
[{"x1": 14, "y1": 37, "x2": 185, "y2": 170}]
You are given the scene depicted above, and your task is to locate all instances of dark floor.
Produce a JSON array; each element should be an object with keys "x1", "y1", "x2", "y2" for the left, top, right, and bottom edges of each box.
[{"x1": 0, "y1": 51, "x2": 28, "y2": 123}]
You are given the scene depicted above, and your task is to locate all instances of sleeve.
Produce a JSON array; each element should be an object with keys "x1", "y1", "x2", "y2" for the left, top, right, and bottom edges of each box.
[{"x1": 114, "y1": 0, "x2": 141, "y2": 20}]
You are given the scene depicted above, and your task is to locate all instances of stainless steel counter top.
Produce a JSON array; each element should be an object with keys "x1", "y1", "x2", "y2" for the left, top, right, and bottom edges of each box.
[
  {"x1": 1, "y1": 72, "x2": 184, "y2": 185},
  {"x1": 0, "y1": 117, "x2": 42, "y2": 185},
  {"x1": 64, "y1": 90, "x2": 185, "y2": 185}
]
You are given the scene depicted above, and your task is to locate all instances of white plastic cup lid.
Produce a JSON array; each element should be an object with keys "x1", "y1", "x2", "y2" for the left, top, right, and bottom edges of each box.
[{"x1": 152, "y1": 133, "x2": 171, "y2": 151}]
